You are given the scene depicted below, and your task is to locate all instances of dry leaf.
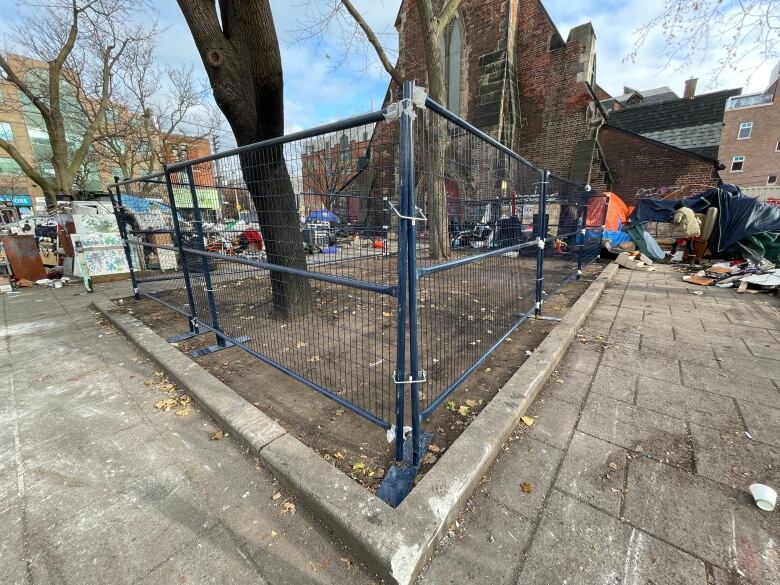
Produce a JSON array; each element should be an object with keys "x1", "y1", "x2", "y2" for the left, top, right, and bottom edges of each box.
[
  {"x1": 295, "y1": 341, "x2": 307, "y2": 348},
  {"x1": 382, "y1": 311, "x2": 392, "y2": 317},
  {"x1": 340, "y1": 557, "x2": 353, "y2": 569},
  {"x1": 465, "y1": 399, "x2": 478, "y2": 408},
  {"x1": 352, "y1": 463, "x2": 365, "y2": 473},
  {"x1": 282, "y1": 501, "x2": 296, "y2": 515},
  {"x1": 271, "y1": 491, "x2": 282, "y2": 500},
  {"x1": 175, "y1": 407, "x2": 191, "y2": 416},
  {"x1": 178, "y1": 394, "x2": 191, "y2": 404},
  {"x1": 458, "y1": 405, "x2": 471, "y2": 416},
  {"x1": 270, "y1": 530, "x2": 278, "y2": 538},
  {"x1": 520, "y1": 482, "x2": 534, "y2": 493},
  {"x1": 422, "y1": 452, "x2": 438, "y2": 465},
  {"x1": 520, "y1": 415, "x2": 535, "y2": 426},
  {"x1": 154, "y1": 398, "x2": 177, "y2": 411},
  {"x1": 334, "y1": 451, "x2": 345, "y2": 460},
  {"x1": 308, "y1": 355, "x2": 321, "y2": 363},
  {"x1": 428, "y1": 444, "x2": 443, "y2": 453},
  {"x1": 608, "y1": 462, "x2": 618, "y2": 471},
  {"x1": 211, "y1": 430, "x2": 225, "y2": 441},
  {"x1": 446, "y1": 400, "x2": 456, "y2": 411}
]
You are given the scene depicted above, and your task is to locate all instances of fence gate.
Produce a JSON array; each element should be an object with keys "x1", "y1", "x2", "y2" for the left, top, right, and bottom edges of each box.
[{"x1": 110, "y1": 81, "x2": 606, "y2": 506}]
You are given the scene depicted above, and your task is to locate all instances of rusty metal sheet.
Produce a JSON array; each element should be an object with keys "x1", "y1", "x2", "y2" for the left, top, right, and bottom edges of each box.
[{"x1": 2, "y1": 235, "x2": 47, "y2": 281}]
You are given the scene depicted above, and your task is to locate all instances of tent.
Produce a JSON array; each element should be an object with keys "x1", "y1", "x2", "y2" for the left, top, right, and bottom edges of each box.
[
  {"x1": 629, "y1": 185, "x2": 780, "y2": 257},
  {"x1": 307, "y1": 209, "x2": 340, "y2": 223},
  {"x1": 586, "y1": 192, "x2": 632, "y2": 232}
]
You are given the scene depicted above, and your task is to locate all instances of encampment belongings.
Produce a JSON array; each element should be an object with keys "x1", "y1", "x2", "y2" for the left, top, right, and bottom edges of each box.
[
  {"x1": 1, "y1": 235, "x2": 47, "y2": 281},
  {"x1": 683, "y1": 271, "x2": 714, "y2": 286},
  {"x1": 615, "y1": 252, "x2": 656, "y2": 271},
  {"x1": 624, "y1": 224, "x2": 665, "y2": 261},
  {"x1": 749, "y1": 483, "x2": 777, "y2": 511},
  {"x1": 630, "y1": 184, "x2": 780, "y2": 263}
]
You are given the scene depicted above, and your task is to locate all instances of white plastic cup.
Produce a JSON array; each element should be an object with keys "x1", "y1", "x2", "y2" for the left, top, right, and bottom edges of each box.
[{"x1": 749, "y1": 483, "x2": 777, "y2": 511}]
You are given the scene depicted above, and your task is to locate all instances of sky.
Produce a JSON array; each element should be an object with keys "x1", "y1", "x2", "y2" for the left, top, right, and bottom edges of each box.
[{"x1": 0, "y1": 0, "x2": 776, "y2": 148}]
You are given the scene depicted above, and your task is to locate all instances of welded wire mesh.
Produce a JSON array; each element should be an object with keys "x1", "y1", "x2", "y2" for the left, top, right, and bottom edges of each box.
[
  {"x1": 159, "y1": 115, "x2": 401, "y2": 426},
  {"x1": 413, "y1": 106, "x2": 541, "y2": 416}
]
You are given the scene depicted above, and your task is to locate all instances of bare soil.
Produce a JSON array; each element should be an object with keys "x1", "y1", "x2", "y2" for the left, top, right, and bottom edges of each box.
[{"x1": 118, "y1": 257, "x2": 603, "y2": 493}]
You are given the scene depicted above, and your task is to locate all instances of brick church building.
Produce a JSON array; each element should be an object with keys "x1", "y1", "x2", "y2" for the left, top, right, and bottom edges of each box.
[{"x1": 389, "y1": 0, "x2": 727, "y2": 202}]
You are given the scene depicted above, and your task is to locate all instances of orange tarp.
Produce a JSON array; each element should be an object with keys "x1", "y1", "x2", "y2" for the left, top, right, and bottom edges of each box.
[{"x1": 586, "y1": 192, "x2": 633, "y2": 231}]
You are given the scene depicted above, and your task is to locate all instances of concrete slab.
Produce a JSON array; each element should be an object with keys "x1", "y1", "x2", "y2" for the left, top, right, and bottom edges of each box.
[
  {"x1": 565, "y1": 343, "x2": 602, "y2": 374},
  {"x1": 517, "y1": 489, "x2": 707, "y2": 585},
  {"x1": 635, "y1": 377, "x2": 743, "y2": 431},
  {"x1": 555, "y1": 431, "x2": 626, "y2": 515},
  {"x1": 600, "y1": 347, "x2": 682, "y2": 384},
  {"x1": 523, "y1": 396, "x2": 580, "y2": 450},
  {"x1": 590, "y1": 363, "x2": 637, "y2": 403},
  {"x1": 0, "y1": 504, "x2": 26, "y2": 585},
  {"x1": 712, "y1": 350, "x2": 780, "y2": 380},
  {"x1": 624, "y1": 458, "x2": 780, "y2": 583},
  {"x1": 419, "y1": 493, "x2": 532, "y2": 585},
  {"x1": 542, "y1": 366, "x2": 592, "y2": 405},
  {"x1": 690, "y1": 423, "x2": 780, "y2": 492},
  {"x1": 638, "y1": 335, "x2": 719, "y2": 368},
  {"x1": 679, "y1": 362, "x2": 780, "y2": 409},
  {"x1": 578, "y1": 394, "x2": 693, "y2": 471},
  {"x1": 738, "y1": 400, "x2": 780, "y2": 449},
  {"x1": 479, "y1": 437, "x2": 562, "y2": 519}
]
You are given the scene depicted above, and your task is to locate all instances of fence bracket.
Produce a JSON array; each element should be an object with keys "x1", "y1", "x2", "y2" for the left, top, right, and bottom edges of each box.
[
  {"x1": 376, "y1": 430, "x2": 433, "y2": 508},
  {"x1": 388, "y1": 201, "x2": 427, "y2": 224},
  {"x1": 190, "y1": 335, "x2": 252, "y2": 358},
  {"x1": 393, "y1": 370, "x2": 427, "y2": 385}
]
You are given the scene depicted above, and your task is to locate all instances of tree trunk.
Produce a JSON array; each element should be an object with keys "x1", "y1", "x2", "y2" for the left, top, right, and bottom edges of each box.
[
  {"x1": 177, "y1": 0, "x2": 310, "y2": 318},
  {"x1": 416, "y1": 0, "x2": 451, "y2": 261}
]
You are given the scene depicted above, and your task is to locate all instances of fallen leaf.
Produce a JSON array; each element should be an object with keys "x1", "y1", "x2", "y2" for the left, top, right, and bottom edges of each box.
[
  {"x1": 334, "y1": 451, "x2": 345, "y2": 460},
  {"x1": 178, "y1": 394, "x2": 191, "y2": 404},
  {"x1": 422, "y1": 452, "x2": 438, "y2": 465},
  {"x1": 521, "y1": 415, "x2": 535, "y2": 427},
  {"x1": 520, "y1": 482, "x2": 534, "y2": 493},
  {"x1": 465, "y1": 399, "x2": 478, "y2": 408},
  {"x1": 175, "y1": 407, "x2": 191, "y2": 416},
  {"x1": 211, "y1": 430, "x2": 225, "y2": 440},
  {"x1": 308, "y1": 355, "x2": 321, "y2": 362},
  {"x1": 272, "y1": 491, "x2": 282, "y2": 500},
  {"x1": 154, "y1": 398, "x2": 177, "y2": 411},
  {"x1": 270, "y1": 530, "x2": 277, "y2": 538},
  {"x1": 428, "y1": 444, "x2": 442, "y2": 453},
  {"x1": 382, "y1": 311, "x2": 392, "y2": 317},
  {"x1": 282, "y1": 501, "x2": 296, "y2": 515},
  {"x1": 446, "y1": 400, "x2": 456, "y2": 410},
  {"x1": 295, "y1": 341, "x2": 307, "y2": 348},
  {"x1": 608, "y1": 462, "x2": 618, "y2": 471},
  {"x1": 352, "y1": 462, "x2": 365, "y2": 473},
  {"x1": 458, "y1": 405, "x2": 471, "y2": 416},
  {"x1": 555, "y1": 379, "x2": 565, "y2": 384},
  {"x1": 340, "y1": 557, "x2": 353, "y2": 569}
]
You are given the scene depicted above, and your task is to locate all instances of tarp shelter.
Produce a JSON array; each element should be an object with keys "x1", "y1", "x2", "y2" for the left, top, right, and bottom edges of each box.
[
  {"x1": 586, "y1": 192, "x2": 632, "y2": 232},
  {"x1": 629, "y1": 185, "x2": 780, "y2": 258},
  {"x1": 306, "y1": 209, "x2": 340, "y2": 223}
]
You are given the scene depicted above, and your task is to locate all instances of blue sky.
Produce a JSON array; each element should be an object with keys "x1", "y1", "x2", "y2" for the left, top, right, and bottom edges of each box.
[{"x1": 1, "y1": 0, "x2": 775, "y2": 147}]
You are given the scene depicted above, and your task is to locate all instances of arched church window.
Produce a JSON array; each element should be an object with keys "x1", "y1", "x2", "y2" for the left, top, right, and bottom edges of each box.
[{"x1": 439, "y1": 15, "x2": 462, "y2": 115}]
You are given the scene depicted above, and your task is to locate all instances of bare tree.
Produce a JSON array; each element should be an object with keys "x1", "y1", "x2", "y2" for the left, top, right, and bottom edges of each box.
[
  {"x1": 298, "y1": 0, "x2": 462, "y2": 259},
  {"x1": 0, "y1": 0, "x2": 158, "y2": 208},
  {"x1": 176, "y1": 0, "x2": 311, "y2": 318},
  {"x1": 302, "y1": 134, "x2": 364, "y2": 211},
  {"x1": 629, "y1": 0, "x2": 780, "y2": 84},
  {"x1": 95, "y1": 40, "x2": 222, "y2": 181}
]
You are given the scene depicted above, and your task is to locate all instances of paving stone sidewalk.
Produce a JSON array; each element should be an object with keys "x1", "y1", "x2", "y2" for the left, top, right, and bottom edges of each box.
[
  {"x1": 0, "y1": 284, "x2": 375, "y2": 585},
  {"x1": 420, "y1": 264, "x2": 780, "y2": 585}
]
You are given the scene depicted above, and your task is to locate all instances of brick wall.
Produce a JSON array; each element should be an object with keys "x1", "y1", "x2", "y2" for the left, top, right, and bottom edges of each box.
[
  {"x1": 718, "y1": 83, "x2": 780, "y2": 188},
  {"x1": 598, "y1": 126, "x2": 718, "y2": 204}
]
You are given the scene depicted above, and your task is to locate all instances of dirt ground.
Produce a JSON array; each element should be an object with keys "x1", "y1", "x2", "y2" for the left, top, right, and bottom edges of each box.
[{"x1": 119, "y1": 257, "x2": 603, "y2": 493}]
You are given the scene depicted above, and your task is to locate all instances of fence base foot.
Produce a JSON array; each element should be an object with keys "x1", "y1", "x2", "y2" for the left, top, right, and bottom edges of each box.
[
  {"x1": 190, "y1": 335, "x2": 251, "y2": 358},
  {"x1": 376, "y1": 430, "x2": 433, "y2": 508},
  {"x1": 166, "y1": 330, "x2": 205, "y2": 343},
  {"x1": 532, "y1": 315, "x2": 563, "y2": 322}
]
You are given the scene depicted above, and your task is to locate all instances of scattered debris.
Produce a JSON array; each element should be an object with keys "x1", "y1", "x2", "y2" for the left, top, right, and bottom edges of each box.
[
  {"x1": 520, "y1": 482, "x2": 534, "y2": 493},
  {"x1": 520, "y1": 415, "x2": 535, "y2": 427},
  {"x1": 211, "y1": 430, "x2": 226, "y2": 440}
]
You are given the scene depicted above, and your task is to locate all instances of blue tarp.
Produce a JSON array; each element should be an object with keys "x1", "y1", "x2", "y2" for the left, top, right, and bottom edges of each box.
[
  {"x1": 629, "y1": 185, "x2": 780, "y2": 252},
  {"x1": 307, "y1": 209, "x2": 340, "y2": 223}
]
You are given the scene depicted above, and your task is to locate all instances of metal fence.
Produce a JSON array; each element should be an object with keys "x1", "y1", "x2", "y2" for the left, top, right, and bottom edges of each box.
[{"x1": 109, "y1": 81, "x2": 606, "y2": 505}]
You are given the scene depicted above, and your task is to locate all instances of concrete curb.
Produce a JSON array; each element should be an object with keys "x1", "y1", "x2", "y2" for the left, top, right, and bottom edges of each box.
[{"x1": 92, "y1": 261, "x2": 618, "y2": 584}]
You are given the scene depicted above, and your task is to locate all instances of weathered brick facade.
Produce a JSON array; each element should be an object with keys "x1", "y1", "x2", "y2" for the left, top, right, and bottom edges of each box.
[
  {"x1": 394, "y1": 0, "x2": 600, "y2": 182},
  {"x1": 598, "y1": 126, "x2": 718, "y2": 204}
]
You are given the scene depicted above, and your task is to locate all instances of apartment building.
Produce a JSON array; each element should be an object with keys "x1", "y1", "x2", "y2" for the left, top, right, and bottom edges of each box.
[{"x1": 718, "y1": 64, "x2": 780, "y2": 189}]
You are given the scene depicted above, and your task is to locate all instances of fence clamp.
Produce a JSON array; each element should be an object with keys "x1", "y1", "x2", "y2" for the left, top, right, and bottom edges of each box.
[
  {"x1": 393, "y1": 370, "x2": 427, "y2": 385},
  {"x1": 536, "y1": 237, "x2": 546, "y2": 249},
  {"x1": 388, "y1": 201, "x2": 428, "y2": 225},
  {"x1": 383, "y1": 86, "x2": 428, "y2": 121}
]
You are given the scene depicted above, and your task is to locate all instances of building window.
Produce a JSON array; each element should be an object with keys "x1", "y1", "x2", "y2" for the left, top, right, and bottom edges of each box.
[
  {"x1": 737, "y1": 122, "x2": 753, "y2": 139},
  {"x1": 439, "y1": 15, "x2": 462, "y2": 115},
  {"x1": 731, "y1": 156, "x2": 745, "y2": 172},
  {"x1": 769, "y1": 175, "x2": 778, "y2": 185},
  {"x1": 0, "y1": 122, "x2": 14, "y2": 142}
]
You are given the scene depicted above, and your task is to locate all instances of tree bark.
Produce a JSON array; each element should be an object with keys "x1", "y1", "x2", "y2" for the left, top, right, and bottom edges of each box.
[{"x1": 177, "y1": 0, "x2": 311, "y2": 318}]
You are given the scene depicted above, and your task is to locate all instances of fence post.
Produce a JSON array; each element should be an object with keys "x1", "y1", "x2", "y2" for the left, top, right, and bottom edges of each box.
[
  {"x1": 576, "y1": 187, "x2": 589, "y2": 280},
  {"x1": 164, "y1": 165, "x2": 200, "y2": 340},
  {"x1": 184, "y1": 165, "x2": 226, "y2": 350},
  {"x1": 534, "y1": 170, "x2": 549, "y2": 316},
  {"x1": 402, "y1": 80, "x2": 423, "y2": 468},
  {"x1": 111, "y1": 177, "x2": 140, "y2": 301}
]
